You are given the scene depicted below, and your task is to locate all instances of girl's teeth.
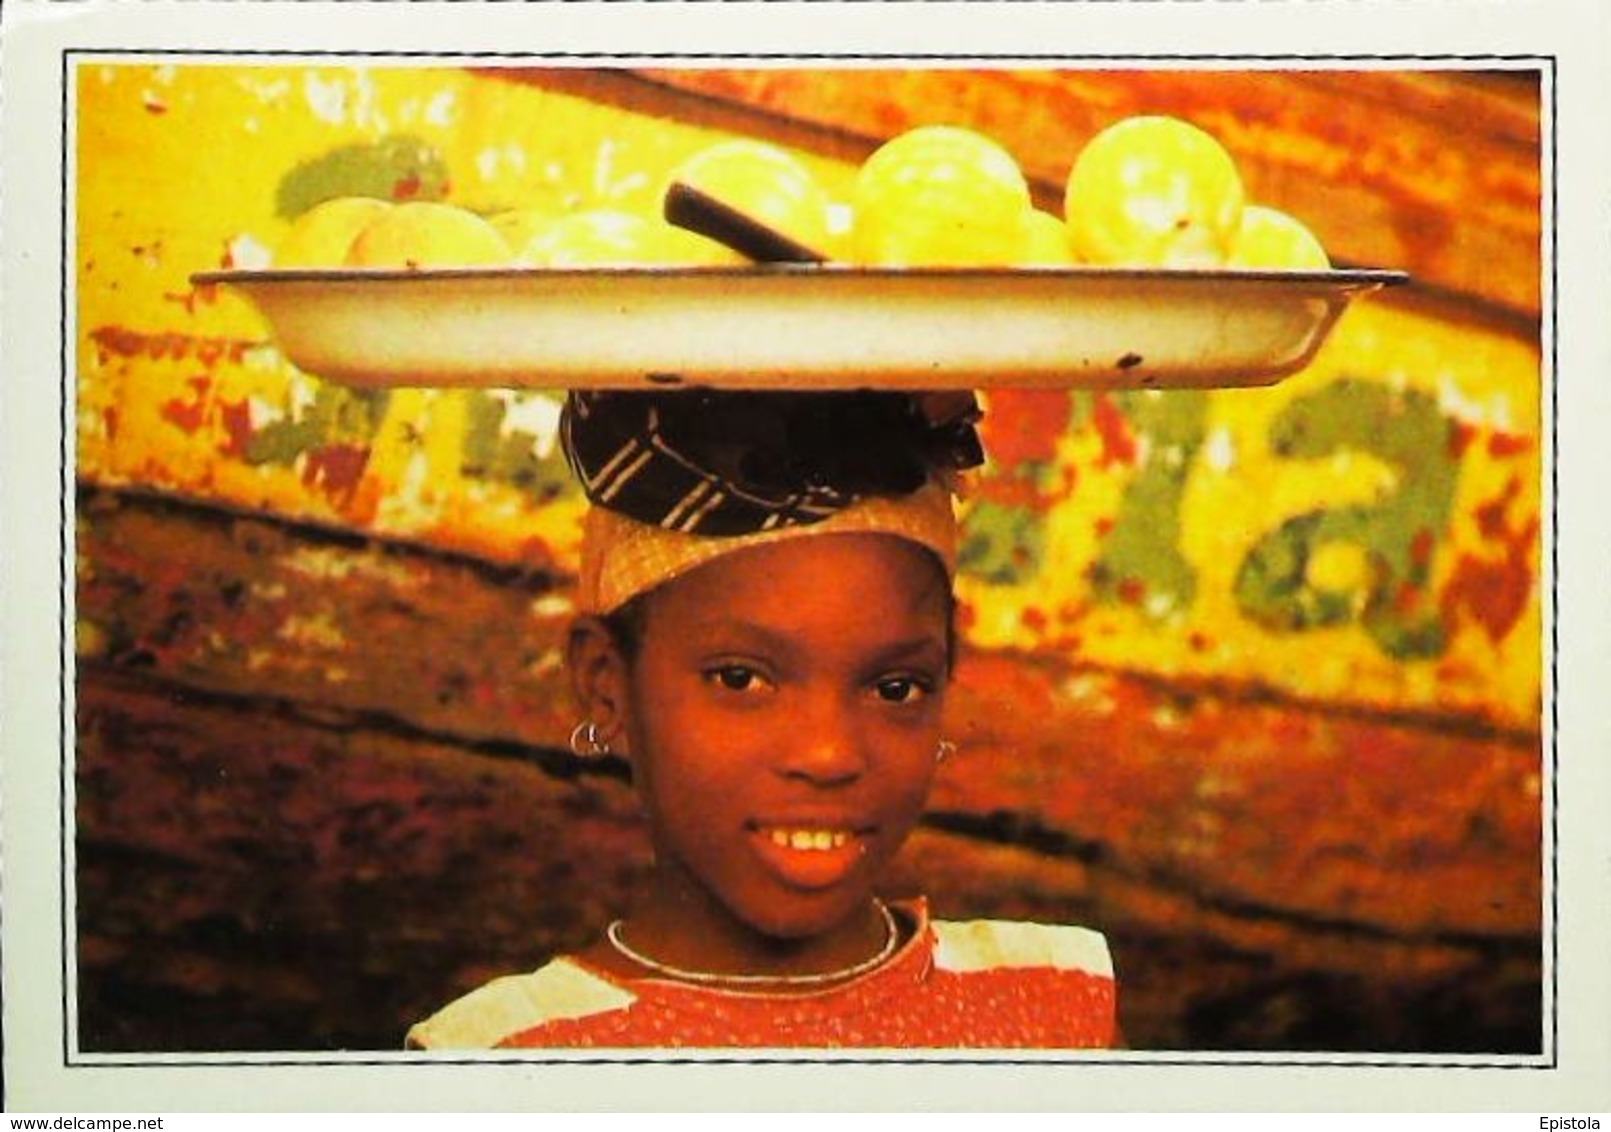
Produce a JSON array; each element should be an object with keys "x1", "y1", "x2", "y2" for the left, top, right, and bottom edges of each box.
[{"x1": 768, "y1": 829, "x2": 851, "y2": 851}]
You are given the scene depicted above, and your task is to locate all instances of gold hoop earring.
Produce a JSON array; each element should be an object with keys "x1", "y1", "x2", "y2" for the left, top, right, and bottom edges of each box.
[{"x1": 569, "y1": 721, "x2": 612, "y2": 759}]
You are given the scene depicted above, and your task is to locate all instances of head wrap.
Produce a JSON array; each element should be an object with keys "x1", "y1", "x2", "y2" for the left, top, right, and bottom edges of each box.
[{"x1": 562, "y1": 389, "x2": 982, "y2": 614}]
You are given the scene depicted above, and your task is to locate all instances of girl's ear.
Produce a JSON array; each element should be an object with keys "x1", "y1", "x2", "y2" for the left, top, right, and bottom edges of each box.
[{"x1": 566, "y1": 616, "x2": 633, "y2": 755}]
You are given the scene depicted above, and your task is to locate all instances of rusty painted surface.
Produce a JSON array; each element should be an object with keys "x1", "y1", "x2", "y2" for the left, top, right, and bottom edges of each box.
[
  {"x1": 76, "y1": 488, "x2": 1540, "y2": 1051},
  {"x1": 76, "y1": 671, "x2": 649, "y2": 1052},
  {"x1": 76, "y1": 488, "x2": 576, "y2": 747},
  {"x1": 76, "y1": 62, "x2": 1543, "y2": 730}
]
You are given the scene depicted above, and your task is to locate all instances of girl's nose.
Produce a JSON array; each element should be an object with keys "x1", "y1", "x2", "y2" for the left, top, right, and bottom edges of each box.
[{"x1": 777, "y1": 691, "x2": 868, "y2": 786}]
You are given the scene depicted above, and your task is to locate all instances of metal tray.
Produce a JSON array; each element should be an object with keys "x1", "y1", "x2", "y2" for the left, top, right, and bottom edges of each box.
[{"x1": 194, "y1": 264, "x2": 1404, "y2": 390}]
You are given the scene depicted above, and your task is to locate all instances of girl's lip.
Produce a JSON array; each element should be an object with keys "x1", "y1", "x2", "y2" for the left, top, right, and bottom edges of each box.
[{"x1": 745, "y1": 822, "x2": 874, "y2": 891}]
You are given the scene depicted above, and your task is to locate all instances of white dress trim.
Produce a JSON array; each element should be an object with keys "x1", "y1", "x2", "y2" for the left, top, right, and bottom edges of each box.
[
  {"x1": 406, "y1": 959, "x2": 636, "y2": 1050},
  {"x1": 931, "y1": 919, "x2": 1113, "y2": 979}
]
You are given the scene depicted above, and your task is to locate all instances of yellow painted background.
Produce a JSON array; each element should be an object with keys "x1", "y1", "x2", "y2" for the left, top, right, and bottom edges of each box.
[{"x1": 76, "y1": 63, "x2": 1543, "y2": 732}]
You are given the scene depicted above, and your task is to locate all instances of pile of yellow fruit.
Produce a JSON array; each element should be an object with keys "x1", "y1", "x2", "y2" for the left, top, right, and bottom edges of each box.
[
  {"x1": 272, "y1": 197, "x2": 747, "y2": 270},
  {"x1": 274, "y1": 116, "x2": 1328, "y2": 271}
]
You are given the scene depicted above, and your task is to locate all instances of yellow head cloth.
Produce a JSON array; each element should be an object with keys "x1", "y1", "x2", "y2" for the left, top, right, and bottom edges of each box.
[{"x1": 576, "y1": 478, "x2": 959, "y2": 615}]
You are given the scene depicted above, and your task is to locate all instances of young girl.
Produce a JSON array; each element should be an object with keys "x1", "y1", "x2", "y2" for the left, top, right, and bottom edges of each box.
[{"x1": 408, "y1": 389, "x2": 1118, "y2": 1049}]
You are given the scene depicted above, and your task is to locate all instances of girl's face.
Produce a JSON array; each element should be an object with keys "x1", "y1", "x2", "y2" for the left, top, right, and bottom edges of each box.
[{"x1": 605, "y1": 533, "x2": 951, "y2": 953}]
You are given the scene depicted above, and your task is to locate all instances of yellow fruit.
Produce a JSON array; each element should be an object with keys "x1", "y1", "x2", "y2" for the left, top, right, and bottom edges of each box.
[
  {"x1": 488, "y1": 207, "x2": 560, "y2": 255},
  {"x1": 849, "y1": 125, "x2": 1033, "y2": 266},
  {"x1": 650, "y1": 226, "x2": 750, "y2": 267},
  {"x1": 798, "y1": 201, "x2": 856, "y2": 262},
  {"x1": 668, "y1": 140, "x2": 835, "y2": 255},
  {"x1": 1228, "y1": 204, "x2": 1331, "y2": 269},
  {"x1": 1064, "y1": 116, "x2": 1245, "y2": 267},
  {"x1": 274, "y1": 197, "x2": 394, "y2": 267},
  {"x1": 1019, "y1": 209, "x2": 1077, "y2": 266},
  {"x1": 343, "y1": 201, "x2": 510, "y2": 269},
  {"x1": 520, "y1": 209, "x2": 745, "y2": 267}
]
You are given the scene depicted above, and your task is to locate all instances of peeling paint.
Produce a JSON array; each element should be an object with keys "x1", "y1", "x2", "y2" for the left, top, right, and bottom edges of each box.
[{"x1": 74, "y1": 62, "x2": 1543, "y2": 729}]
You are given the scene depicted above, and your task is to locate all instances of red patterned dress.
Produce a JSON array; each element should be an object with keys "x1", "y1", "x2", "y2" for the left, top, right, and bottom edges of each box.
[{"x1": 408, "y1": 900, "x2": 1117, "y2": 1050}]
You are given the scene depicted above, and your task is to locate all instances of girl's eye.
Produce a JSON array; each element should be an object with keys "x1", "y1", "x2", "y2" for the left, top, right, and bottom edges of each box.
[
  {"x1": 874, "y1": 676, "x2": 933, "y2": 704},
  {"x1": 705, "y1": 664, "x2": 768, "y2": 693}
]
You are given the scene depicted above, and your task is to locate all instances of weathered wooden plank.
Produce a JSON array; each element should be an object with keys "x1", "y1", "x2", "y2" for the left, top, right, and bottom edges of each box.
[
  {"x1": 75, "y1": 486, "x2": 1541, "y2": 1052},
  {"x1": 76, "y1": 485, "x2": 578, "y2": 752},
  {"x1": 934, "y1": 653, "x2": 1542, "y2": 942},
  {"x1": 76, "y1": 671, "x2": 649, "y2": 1052}
]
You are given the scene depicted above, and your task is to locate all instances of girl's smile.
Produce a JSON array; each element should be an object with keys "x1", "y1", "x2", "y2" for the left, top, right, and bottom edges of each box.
[
  {"x1": 746, "y1": 818, "x2": 875, "y2": 891},
  {"x1": 569, "y1": 531, "x2": 952, "y2": 982}
]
